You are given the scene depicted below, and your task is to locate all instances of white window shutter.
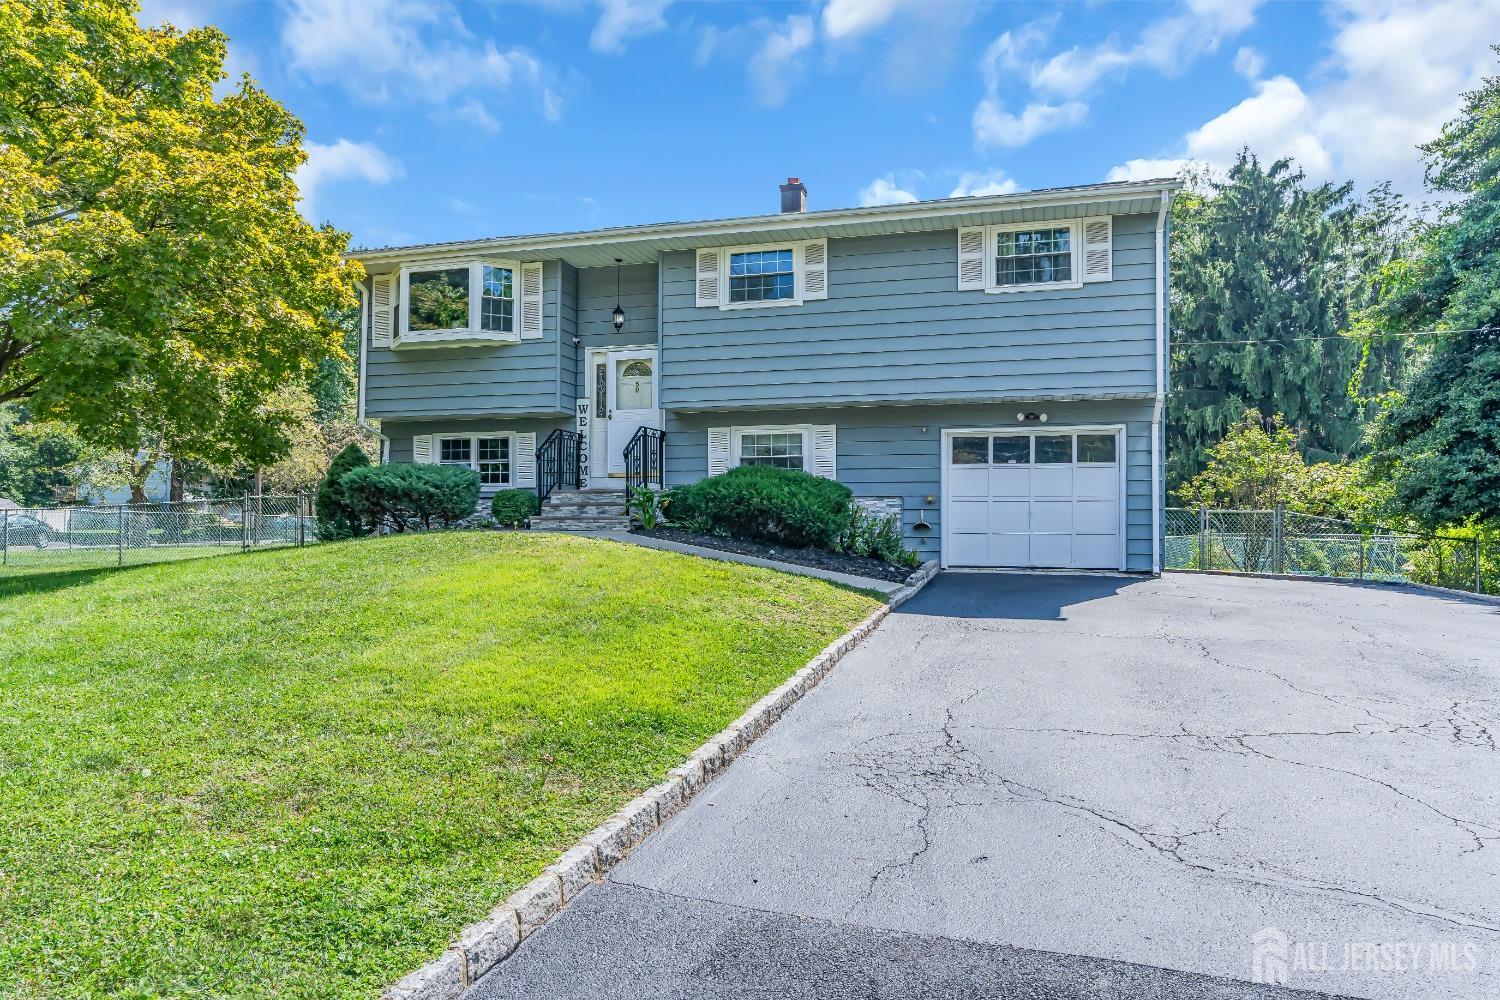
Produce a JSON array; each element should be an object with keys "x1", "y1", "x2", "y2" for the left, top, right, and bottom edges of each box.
[
  {"x1": 371, "y1": 274, "x2": 393, "y2": 347},
  {"x1": 519, "y1": 262, "x2": 544, "y2": 339},
  {"x1": 810, "y1": 425, "x2": 837, "y2": 480},
  {"x1": 707, "y1": 427, "x2": 731, "y2": 475},
  {"x1": 695, "y1": 249, "x2": 721, "y2": 307},
  {"x1": 412, "y1": 434, "x2": 433, "y2": 464},
  {"x1": 957, "y1": 227, "x2": 987, "y2": 291},
  {"x1": 515, "y1": 432, "x2": 536, "y2": 486},
  {"x1": 1082, "y1": 217, "x2": 1112, "y2": 282},
  {"x1": 800, "y1": 239, "x2": 828, "y2": 300}
]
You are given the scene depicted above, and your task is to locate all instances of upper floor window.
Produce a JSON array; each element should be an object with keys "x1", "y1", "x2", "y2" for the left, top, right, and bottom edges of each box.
[
  {"x1": 728, "y1": 249, "x2": 795, "y2": 303},
  {"x1": 957, "y1": 217, "x2": 1112, "y2": 294},
  {"x1": 695, "y1": 240, "x2": 828, "y2": 310},
  {"x1": 996, "y1": 227, "x2": 1072, "y2": 287},
  {"x1": 396, "y1": 260, "x2": 540, "y2": 347},
  {"x1": 408, "y1": 267, "x2": 471, "y2": 332}
]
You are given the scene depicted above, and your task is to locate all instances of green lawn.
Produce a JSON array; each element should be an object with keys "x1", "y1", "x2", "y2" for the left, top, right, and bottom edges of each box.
[{"x1": 0, "y1": 532, "x2": 879, "y2": 998}]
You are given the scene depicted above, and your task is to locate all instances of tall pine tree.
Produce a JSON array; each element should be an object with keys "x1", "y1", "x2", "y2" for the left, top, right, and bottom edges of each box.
[
  {"x1": 1369, "y1": 50, "x2": 1500, "y2": 529},
  {"x1": 1167, "y1": 155, "x2": 1402, "y2": 489}
]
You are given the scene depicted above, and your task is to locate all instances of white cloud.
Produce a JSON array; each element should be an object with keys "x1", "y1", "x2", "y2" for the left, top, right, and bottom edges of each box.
[
  {"x1": 972, "y1": 97, "x2": 1087, "y2": 148},
  {"x1": 1030, "y1": 0, "x2": 1261, "y2": 99},
  {"x1": 1107, "y1": 0, "x2": 1500, "y2": 196},
  {"x1": 453, "y1": 100, "x2": 502, "y2": 134},
  {"x1": 591, "y1": 0, "x2": 672, "y2": 54},
  {"x1": 949, "y1": 169, "x2": 1019, "y2": 198},
  {"x1": 297, "y1": 139, "x2": 403, "y2": 221},
  {"x1": 1106, "y1": 158, "x2": 1194, "y2": 183},
  {"x1": 1233, "y1": 46, "x2": 1265, "y2": 80},
  {"x1": 1181, "y1": 75, "x2": 1333, "y2": 176},
  {"x1": 859, "y1": 176, "x2": 919, "y2": 207},
  {"x1": 972, "y1": 1, "x2": 1259, "y2": 149},
  {"x1": 748, "y1": 15, "x2": 814, "y2": 107},
  {"x1": 822, "y1": 0, "x2": 903, "y2": 41},
  {"x1": 281, "y1": 0, "x2": 555, "y2": 122}
]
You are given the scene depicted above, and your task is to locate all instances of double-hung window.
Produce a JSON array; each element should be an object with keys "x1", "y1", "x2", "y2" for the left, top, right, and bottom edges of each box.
[
  {"x1": 728, "y1": 249, "x2": 795, "y2": 303},
  {"x1": 995, "y1": 226, "x2": 1073, "y2": 287},
  {"x1": 437, "y1": 434, "x2": 511, "y2": 486},
  {"x1": 738, "y1": 430, "x2": 804, "y2": 470},
  {"x1": 397, "y1": 259, "x2": 534, "y2": 346},
  {"x1": 695, "y1": 240, "x2": 828, "y2": 310},
  {"x1": 958, "y1": 217, "x2": 1110, "y2": 294}
]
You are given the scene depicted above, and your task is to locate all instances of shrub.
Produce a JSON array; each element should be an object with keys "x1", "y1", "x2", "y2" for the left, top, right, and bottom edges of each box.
[
  {"x1": 341, "y1": 463, "x2": 480, "y2": 532},
  {"x1": 666, "y1": 465, "x2": 853, "y2": 550},
  {"x1": 315, "y1": 443, "x2": 372, "y2": 540},
  {"x1": 841, "y1": 505, "x2": 919, "y2": 567},
  {"x1": 490, "y1": 488, "x2": 538, "y2": 528}
]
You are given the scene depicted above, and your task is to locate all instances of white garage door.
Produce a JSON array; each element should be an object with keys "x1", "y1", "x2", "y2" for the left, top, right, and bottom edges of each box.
[{"x1": 944, "y1": 429, "x2": 1122, "y2": 569}]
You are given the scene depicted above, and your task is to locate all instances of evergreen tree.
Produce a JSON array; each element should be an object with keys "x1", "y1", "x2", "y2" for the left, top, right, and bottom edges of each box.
[
  {"x1": 315, "y1": 443, "x2": 371, "y2": 540},
  {"x1": 1369, "y1": 50, "x2": 1500, "y2": 528},
  {"x1": 1167, "y1": 154, "x2": 1403, "y2": 488}
]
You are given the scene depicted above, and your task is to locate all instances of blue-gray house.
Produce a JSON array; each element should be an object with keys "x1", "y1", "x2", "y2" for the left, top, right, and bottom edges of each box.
[{"x1": 350, "y1": 177, "x2": 1178, "y2": 572}]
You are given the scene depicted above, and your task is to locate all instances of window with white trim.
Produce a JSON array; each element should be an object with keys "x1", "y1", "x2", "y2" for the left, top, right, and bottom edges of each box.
[
  {"x1": 697, "y1": 240, "x2": 828, "y2": 310},
  {"x1": 437, "y1": 434, "x2": 512, "y2": 486},
  {"x1": 399, "y1": 260, "x2": 522, "y2": 345},
  {"x1": 996, "y1": 226, "x2": 1073, "y2": 287},
  {"x1": 992, "y1": 221, "x2": 1078, "y2": 291},
  {"x1": 728, "y1": 249, "x2": 795, "y2": 303},
  {"x1": 738, "y1": 430, "x2": 804, "y2": 470}
]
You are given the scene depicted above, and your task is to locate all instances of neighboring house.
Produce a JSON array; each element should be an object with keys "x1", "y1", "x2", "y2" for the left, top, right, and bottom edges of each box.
[
  {"x1": 349, "y1": 177, "x2": 1178, "y2": 572},
  {"x1": 80, "y1": 458, "x2": 173, "y2": 505}
]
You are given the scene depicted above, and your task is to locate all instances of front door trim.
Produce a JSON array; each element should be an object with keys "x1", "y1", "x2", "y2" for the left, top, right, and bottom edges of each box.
[{"x1": 586, "y1": 345, "x2": 661, "y2": 487}]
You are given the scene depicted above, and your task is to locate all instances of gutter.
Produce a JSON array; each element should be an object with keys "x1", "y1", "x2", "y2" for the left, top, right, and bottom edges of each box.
[{"x1": 1151, "y1": 187, "x2": 1174, "y2": 575}]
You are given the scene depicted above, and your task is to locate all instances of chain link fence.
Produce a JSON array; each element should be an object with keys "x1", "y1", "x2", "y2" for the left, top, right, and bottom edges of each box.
[
  {"x1": 0, "y1": 494, "x2": 316, "y2": 573},
  {"x1": 1165, "y1": 507, "x2": 1499, "y2": 596}
]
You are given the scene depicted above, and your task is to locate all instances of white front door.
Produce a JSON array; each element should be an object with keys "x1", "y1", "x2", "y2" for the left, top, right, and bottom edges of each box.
[
  {"x1": 944, "y1": 428, "x2": 1124, "y2": 569},
  {"x1": 599, "y1": 349, "x2": 660, "y2": 478}
]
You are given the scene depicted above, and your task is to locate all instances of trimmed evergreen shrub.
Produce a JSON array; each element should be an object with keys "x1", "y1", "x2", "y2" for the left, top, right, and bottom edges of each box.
[
  {"x1": 490, "y1": 488, "x2": 538, "y2": 527},
  {"x1": 341, "y1": 463, "x2": 480, "y2": 532},
  {"x1": 666, "y1": 465, "x2": 854, "y2": 550},
  {"x1": 315, "y1": 443, "x2": 371, "y2": 540}
]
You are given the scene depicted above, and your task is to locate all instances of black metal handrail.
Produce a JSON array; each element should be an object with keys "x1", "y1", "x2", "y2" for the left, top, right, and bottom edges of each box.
[
  {"x1": 623, "y1": 426, "x2": 665, "y2": 501},
  {"x1": 536, "y1": 428, "x2": 583, "y2": 503}
]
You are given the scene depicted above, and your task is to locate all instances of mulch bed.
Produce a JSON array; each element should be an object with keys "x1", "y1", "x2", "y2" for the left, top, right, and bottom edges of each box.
[{"x1": 633, "y1": 526, "x2": 913, "y2": 584}]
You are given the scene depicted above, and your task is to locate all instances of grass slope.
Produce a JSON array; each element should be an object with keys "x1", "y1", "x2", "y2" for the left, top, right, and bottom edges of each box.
[{"x1": 0, "y1": 532, "x2": 879, "y2": 998}]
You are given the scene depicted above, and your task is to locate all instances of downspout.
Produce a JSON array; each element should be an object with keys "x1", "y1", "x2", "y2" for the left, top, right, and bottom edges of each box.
[
  {"x1": 1151, "y1": 188, "x2": 1172, "y2": 574},
  {"x1": 354, "y1": 281, "x2": 390, "y2": 463}
]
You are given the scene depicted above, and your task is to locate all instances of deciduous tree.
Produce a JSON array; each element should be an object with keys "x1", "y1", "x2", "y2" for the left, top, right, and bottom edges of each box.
[{"x1": 0, "y1": 1, "x2": 360, "y2": 493}]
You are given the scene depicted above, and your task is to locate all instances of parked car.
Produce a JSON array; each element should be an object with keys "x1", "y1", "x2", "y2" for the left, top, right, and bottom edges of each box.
[{"x1": 5, "y1": 514, "x2": 53, "y2": 548}]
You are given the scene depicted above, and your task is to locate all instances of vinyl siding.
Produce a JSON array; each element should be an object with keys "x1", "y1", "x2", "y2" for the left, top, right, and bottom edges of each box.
[
  {"x1": 659, "y1": 214, "x2": 1159, "y2": 411},
  {"x1": 364, "y1": 261, "x2": 573, "y2": 420},
  {"x1": 578, "y1": 262, "x2": 659, "y2": 351},
  {"x1": 384, "y1": 416, "x2": 572, "y2": 498},
  {"x1": 664, "y1": 399, "x2": 1156, "y2": 571}
]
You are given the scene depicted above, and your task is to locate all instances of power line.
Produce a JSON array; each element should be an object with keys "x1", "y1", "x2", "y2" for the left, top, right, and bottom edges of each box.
[{"x1": 1173, "y1": 326, "x2": 1488, "y2": 348}]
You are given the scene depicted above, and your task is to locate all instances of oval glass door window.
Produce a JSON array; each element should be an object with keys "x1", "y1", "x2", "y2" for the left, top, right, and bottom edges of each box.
[{"x1": 616, "y1": 359, "x2": 653, "y2": 409}]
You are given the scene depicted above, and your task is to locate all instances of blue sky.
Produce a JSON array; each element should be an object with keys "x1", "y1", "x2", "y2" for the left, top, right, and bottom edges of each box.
[{"x1": 138, "y1": 0, "x2": 1500, "y2": 249}]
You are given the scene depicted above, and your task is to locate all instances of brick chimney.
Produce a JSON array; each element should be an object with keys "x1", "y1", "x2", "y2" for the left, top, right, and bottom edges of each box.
[{"x1": 779, "y1": 177, "x2": 807, "y2": 214}]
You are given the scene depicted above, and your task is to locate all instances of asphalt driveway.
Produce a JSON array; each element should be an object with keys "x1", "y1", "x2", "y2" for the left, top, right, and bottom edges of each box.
[{"x1": 473, "y1": 573, "x2": 1500, "y2": 999}]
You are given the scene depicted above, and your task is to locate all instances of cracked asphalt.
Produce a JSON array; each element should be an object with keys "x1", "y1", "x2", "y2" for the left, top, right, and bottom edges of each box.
[{"x1": 472, "y1": 573, "x2": 1500, "y2": 999}]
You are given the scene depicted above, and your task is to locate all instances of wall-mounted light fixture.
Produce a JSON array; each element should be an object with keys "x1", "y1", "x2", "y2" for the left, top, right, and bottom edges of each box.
[
  {"x1": 611, "y1": 258, "x2": 626, "y2": 333},
  {"x1": 1016, "y1": 411, "x2": 1048, "y2": 423}
]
